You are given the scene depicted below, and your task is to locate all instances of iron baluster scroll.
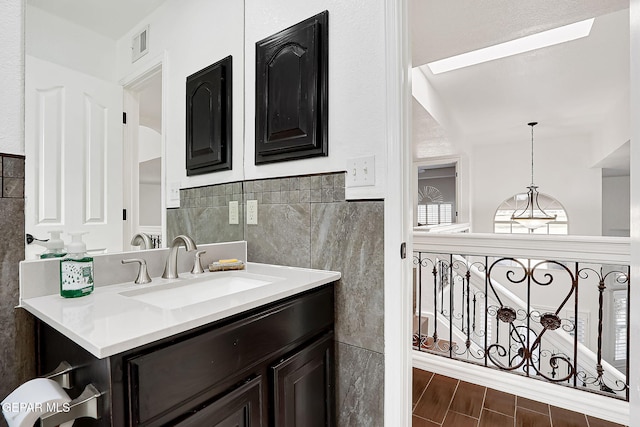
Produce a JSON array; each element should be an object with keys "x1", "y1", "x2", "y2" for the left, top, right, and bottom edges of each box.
[{"x1": 412, "y1": 250, "x2": 630, "y2": 401}]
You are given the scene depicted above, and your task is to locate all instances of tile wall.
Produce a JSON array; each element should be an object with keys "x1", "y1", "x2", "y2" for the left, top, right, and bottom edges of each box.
[
  {"x1": 167, "y1": 182, "x2": 244, "y2": 244},
  {"x1": 0, "y1": 154, "x2": 35, "y2": 402},
  {"x1": 167, "y1": 172, "x2": 385, "y2": 426}
]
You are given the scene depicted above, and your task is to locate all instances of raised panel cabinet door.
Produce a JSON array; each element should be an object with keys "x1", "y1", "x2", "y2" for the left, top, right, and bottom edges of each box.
[
  {"x1": 186, "y1": 55, "x2": 232, "y2": 175},
  {"x1": 174, "y1": 376, "x2": 262, "y2": 427},
  {"x1": 255, "y1": 11, "x2": 328, "y2": 164},
  {"x1": 271, "y1": 333, "x2": 334, "y2": 427}
]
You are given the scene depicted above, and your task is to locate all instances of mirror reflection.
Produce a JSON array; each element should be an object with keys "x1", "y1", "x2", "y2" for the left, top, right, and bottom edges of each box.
[{"x1": 24, "y1": 0, "x2": 246, "y2": 259}]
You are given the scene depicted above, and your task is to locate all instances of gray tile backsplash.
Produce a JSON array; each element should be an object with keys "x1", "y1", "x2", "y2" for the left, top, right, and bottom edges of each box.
[
  {"x1": 311, "y1": 201, "x2": 384, "y2": 353},
  {"x1": 166, "y1": 172, "x2": 384, "y2": 423},
  {"x1": 245, "y1": 203, "x2": 311, "y2": 268},
  {"x1": 0, "y1": 154, "x2": 35, "y2": 402},
  {"x1": 168, "y1": 181, "x2": 244, "y2": 244}
]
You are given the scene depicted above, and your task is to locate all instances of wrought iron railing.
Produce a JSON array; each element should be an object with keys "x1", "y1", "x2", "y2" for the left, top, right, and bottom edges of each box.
[{"x1": 412, "y1": 234, "x2": 630, "y2": 401}]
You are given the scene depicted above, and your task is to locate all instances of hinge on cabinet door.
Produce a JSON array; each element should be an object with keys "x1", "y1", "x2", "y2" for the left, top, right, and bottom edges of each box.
[
  {"x1": 122, "y1": 112, "x2": 127, "y2": 124},
  {"x1": 123, "y1": 209, "x2": 127, "y2": 221},
  {"x1": 400, "y1": 242, "x2": 407, "y2": 259}
]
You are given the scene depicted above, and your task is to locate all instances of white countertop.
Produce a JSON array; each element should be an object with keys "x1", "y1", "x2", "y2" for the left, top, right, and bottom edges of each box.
[{"x1": 21, "y1": 262, "x2": 340, "y2": 358}]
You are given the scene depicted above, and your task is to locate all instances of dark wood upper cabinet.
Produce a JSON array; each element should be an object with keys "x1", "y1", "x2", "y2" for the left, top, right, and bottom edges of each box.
[
  {"x1": 255, "y1": 11, "x2": 328, "y2": 164},
  {"x1": 186, "y1": 55, "x2": 232, "y2": 175}
]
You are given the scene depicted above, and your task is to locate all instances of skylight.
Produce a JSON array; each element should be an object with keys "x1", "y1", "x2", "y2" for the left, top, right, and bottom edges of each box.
[{"x1": 427, "y1": 18, "x2": 595, "y2": 75}]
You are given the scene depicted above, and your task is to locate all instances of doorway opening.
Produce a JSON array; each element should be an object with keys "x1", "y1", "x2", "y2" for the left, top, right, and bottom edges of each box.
[
  {"x1": 122, "y1": 63, "x2": 165, "y2": 250},
  {"x1": 414, "y1": 161, "x2": 458, "y2": 229}
]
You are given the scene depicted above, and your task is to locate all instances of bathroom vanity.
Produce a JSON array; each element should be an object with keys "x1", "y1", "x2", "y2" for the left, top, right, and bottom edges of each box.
[{"x1": 20, "y1": 242, "x2": 340, "y2": 426}]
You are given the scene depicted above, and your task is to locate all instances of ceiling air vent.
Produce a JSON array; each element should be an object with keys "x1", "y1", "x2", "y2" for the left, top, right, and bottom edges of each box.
[{"x1": 132, "y1": 25, "x2": 150, "y2": 63}]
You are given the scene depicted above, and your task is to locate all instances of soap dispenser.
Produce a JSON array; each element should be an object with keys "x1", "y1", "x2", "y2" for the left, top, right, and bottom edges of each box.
[
  {"x1": 36, "y1": 230, "x2": 67, "y2": 259},
  {"x1": 60, "y1": 232, "x2": 94, "y2": 298}
]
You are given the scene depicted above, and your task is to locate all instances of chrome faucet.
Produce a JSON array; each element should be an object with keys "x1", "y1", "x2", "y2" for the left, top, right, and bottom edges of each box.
[
  {"x1": 162, "y1": 235, "x2": 197, "y2": 279},
  {"x1": 131, "y1": 232, "x2": 153, "y2": 249}
]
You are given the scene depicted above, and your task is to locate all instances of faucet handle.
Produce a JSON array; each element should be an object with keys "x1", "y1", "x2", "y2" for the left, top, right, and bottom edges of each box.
[
  {"x1": 191, "y1": 250, "x2": 207, "y2": 274},
  {"x1": 122, "y1": 258, "x2": 152, "y2": 284}
]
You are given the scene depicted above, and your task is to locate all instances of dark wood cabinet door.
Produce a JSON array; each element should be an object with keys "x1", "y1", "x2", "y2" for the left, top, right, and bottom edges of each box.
[
  {"x1": 186, "y1": 55, "x2": 232, "y2": 175},
  {"x1": 271, "y1": 333, "x2": 334, "y2": 427},
  {"x1": 255, "y1": 11, "x2": 328, "y2": 164},
  {"x1": 174, "y1": 376, "x2": 262, "y2": 427}
]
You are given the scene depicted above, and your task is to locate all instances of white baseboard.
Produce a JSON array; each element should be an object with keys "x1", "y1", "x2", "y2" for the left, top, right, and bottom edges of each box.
[{"x1": 412, "y1": 350, "x2": 629, "y2": 425}]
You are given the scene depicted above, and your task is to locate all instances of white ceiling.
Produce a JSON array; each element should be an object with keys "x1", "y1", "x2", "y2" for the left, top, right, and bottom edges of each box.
[
  {"x1": 26, "y1": 0, "x2": 167, "y2": 39},
  {"x1": 410, "y1": 0, "x2": 630, "y2": 170}
]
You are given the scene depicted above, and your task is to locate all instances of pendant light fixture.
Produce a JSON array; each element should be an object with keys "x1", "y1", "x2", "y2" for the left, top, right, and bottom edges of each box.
[{"x1": 511, "y1": 122, "x2": 557, "y2": 230}]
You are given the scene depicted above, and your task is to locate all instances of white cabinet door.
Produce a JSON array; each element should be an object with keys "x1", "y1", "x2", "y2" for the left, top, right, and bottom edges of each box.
[{"x1": 25, "y1": 56, "x2": 123, "y2": 258}]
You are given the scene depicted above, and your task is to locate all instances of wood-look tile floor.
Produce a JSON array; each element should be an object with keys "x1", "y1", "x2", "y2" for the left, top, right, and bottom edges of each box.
[{"x1": 412, "y1": 368, "x2": 627, "y2": 427}]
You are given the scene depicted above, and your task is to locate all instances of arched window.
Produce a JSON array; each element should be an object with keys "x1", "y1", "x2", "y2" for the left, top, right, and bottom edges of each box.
[{"x1": 494, "y1": 192, "x2": 568, "y2": 234}]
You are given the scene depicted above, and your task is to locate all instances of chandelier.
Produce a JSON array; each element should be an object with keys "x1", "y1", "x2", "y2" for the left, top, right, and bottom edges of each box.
[{"x1": 511, "y1": 122, "x2": 557, "y2": 230}]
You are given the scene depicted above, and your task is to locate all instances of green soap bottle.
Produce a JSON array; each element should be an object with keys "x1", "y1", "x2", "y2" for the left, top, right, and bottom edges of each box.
[
  {"x1": 60, "y1": 232, "x2": 94, "y2": 298},
  {"x1": 39, "y1": 230, "x2": 67, "y2": 259}
]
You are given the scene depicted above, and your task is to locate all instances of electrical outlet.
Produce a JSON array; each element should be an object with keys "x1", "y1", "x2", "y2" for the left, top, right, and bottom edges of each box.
[
  {"x1": 229, "y1": 201, "x2": 239, "y2": 224},
  {"x1": 247, "y1": 200, "x2": 258, "y2": 225},
  {"x1": 346, "y1": 155, "x2": 375, "y2": 187}
]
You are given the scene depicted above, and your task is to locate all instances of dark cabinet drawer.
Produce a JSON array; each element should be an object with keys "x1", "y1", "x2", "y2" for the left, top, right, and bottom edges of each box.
[
  {"x1": 174, "y1": 376, "x2": 262, "y2": 427},
  {"x1": 127, "y1": 286, "x2": 333, "y2": 425}
]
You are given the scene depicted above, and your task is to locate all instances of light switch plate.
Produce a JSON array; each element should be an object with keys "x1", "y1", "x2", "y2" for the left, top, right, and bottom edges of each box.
[
  {"x1": 346, "y1": 155, "x2": 375, "y2": 187},
  {"x1": 168, "y1": 181, "x2": 181, "y2": 203},
  {"x1": 229, "y1": 201, "x2": 239, "y2": 224},
  {"x1": 247, "y1": 200, "x2": 258, "y2": 225}
]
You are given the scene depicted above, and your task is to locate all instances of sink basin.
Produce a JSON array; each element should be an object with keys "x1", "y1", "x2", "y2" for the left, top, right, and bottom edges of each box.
[{"x1": 119, "y1": 271, "x2": 282, "y2": 310}]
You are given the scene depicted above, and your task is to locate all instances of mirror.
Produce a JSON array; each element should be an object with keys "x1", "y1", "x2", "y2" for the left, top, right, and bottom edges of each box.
[
  {"x1": 24, "y1": 0, "x2": 246, "y2": 258},
  {"x1": 411, "y1": 2, "x2": 630, "y2": 237}
]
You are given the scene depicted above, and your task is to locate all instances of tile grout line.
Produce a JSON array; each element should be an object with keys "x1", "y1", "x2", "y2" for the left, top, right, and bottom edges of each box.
[
  {"x1": 477, "y1": 387, "x2": 488, "y2": 427},
  {"x1": 442, "y1": 379, "x2": 461, "y2": 425},
  {"x1": 413, "y1": 371, "x2": 435, "y2": 415}
]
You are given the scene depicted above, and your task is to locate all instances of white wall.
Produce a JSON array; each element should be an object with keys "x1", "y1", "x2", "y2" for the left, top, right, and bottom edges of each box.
[
  {"x1": 112, "y1": 0, "x2": 388, "y2": 201},
  {"x1": 244, "y1": 0, "x2": 387, "y2": 200},
  {"x1": 138, "y1": 126, "x2": 161, "y2": 227},
  {"x1": 0, "y1": 0, "x2": 24, "y2": 155},
  {"x1": 603, "y1": 175, "x2": 631, "y2": 236},
  {"x1": 139, "y1": 183, "x2": 161, "y2": 226},
  {"x1": 116, "y1": 0, "x2": 245, "y2": 196},
  {"x1": 138, "y1": 125, "x2": 161, "y2": 163},
  {"x1": 592, "y1": 91, "x2": 630, "y2": 167},
  {"x1": 472, "y1": 134, "x2": 602, "y2": 235},
  {"x1": 25, "y1": 5, "x2": 116, "y2": 83}
]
